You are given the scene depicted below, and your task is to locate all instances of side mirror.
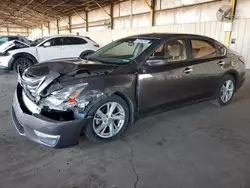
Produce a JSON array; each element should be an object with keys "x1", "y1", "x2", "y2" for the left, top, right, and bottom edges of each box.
[
  {"x1": 43, "y1": 42, "x2": 51, "y2": 47},
  {"x1": 146, "y1": 58, "x2": 168, "y2": 66}
]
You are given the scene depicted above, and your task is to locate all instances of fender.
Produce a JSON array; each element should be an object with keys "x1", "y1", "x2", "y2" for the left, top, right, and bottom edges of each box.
[
  {"x1": 223, "y1": 69, "x2": 239, "y2": 87},
  {"x1": 9, "y1": 53, "x2": 39, "y2": 69},
  {"x1": 82, "y1": 90, "x2": 136, "y2": 125}
]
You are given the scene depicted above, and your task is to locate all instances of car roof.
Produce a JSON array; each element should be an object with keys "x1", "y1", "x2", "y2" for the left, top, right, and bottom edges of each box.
[
  {"x1": 127, "y1": 33, "x2": 217, "y2": 41},
  {"x1": 48, "y1": 34, "x2": 88, "y2": 38}
]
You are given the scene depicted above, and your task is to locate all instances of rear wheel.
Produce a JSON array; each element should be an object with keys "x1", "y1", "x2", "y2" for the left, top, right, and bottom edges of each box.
[
  {"x1": 84, "y1": 95, "x2": 129, "y2": 143},
  {"x1": 13, "y1": 57, "x2": 33, "y2": 73},
  {"x1": 214, "y1": 75, "x2": 235, "y2": 106}
]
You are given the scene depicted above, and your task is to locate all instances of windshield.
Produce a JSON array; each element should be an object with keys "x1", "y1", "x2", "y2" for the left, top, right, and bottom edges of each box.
[
  {"x1": 30, "y1": 37, "x2": 50, "y2": 46},
  {"x1": 0, "y1": 37, "x2": 8, "y2": 45},
  {"x1": 88, "y1": 38, "x2": 153, "y2": 64}
]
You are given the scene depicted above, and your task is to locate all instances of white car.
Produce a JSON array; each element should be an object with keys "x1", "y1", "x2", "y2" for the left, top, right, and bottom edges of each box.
[{"x1": 0, "y1": 35, "x2": 99, "y2": 72}]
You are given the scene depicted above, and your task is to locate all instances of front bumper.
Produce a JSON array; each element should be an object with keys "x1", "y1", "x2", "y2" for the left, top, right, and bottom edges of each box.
[
  {"x1": 0, "y1": 55, "x2": 13, "y2": 70},
  {"x1": 11, "y1": 86, "x2": 89, "y2": 148}
]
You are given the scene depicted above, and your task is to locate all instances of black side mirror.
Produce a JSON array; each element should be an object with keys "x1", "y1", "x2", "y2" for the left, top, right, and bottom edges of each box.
[{"x1": 146, "y1": 58, "x2": 168, "y2": 66}]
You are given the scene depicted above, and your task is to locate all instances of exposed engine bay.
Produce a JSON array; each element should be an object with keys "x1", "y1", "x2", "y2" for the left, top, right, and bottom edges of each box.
[{"x1": 17, "y1": 61, "x2": 113, "y2": 122}]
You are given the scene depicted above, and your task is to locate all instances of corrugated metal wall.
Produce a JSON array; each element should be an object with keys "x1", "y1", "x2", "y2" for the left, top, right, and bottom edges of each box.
[
  {"x1": 28, "y1": 0, "x2": 250, "y2": 68},
  {"x1": 229, "y1": 19, "x2": 250, "y2": 69}
]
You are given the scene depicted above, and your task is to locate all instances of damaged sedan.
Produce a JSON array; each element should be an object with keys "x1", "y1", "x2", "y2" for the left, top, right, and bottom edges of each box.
[{"x1": 12, "y1": 33, "x2": 246, "y2": 148}]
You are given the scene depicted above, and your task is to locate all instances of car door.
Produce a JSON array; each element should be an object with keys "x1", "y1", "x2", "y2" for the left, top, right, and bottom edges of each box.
[
  {"x1": 138, "y1": 38, "x2": 201, "y2": 113},
  {"x1": 36, "y1": 37, "x2": 66, "y2": 62},
  {"x1": 64, "y1": 37, "x2": 88, "y2": 58},
  {"x1": 187, "y1": 38, "x2": 226, "y2": 97}
]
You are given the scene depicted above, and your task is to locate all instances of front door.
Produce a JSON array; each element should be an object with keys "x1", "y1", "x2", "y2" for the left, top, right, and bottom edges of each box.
[
  {"x1": 37, "y1": 37, "x2": 67, "y2": 62},
  {"x1": 138, "y1": 38, "x2": 199, "y2": 113}
]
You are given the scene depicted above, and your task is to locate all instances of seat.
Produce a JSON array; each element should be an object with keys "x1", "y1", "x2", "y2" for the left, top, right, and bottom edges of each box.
[
  {"x1": 168, "y1": 44, "x2": 183, "y2": 60},
  {"x1": 194, "y1": 47, "x2": 216, "y2": 58}
]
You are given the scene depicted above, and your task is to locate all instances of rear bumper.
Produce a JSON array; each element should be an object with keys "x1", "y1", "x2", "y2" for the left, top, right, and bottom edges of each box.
[{"x1": 11, "y1": 87, "x2": 89, "y2": 148}]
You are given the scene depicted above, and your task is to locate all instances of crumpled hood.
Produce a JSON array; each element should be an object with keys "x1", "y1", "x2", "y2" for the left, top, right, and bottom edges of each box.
[
  {"x1": 24, "y1": 59, "x2": 118, "y2": 77},
  {"x1": 0, "y1": 40, "x2": 29, "y2": 53}
]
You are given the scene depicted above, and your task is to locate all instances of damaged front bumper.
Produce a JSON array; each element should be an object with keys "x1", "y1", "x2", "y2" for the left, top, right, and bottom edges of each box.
[{"x1": 11, "y1": 85, "x2": 90, "y2": 148}]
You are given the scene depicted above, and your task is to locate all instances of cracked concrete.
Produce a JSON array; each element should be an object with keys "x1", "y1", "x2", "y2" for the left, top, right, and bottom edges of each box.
[
  {"x1": 121, "y1": 138, "x2": 139, "y2": 188},
  {"x1": 0, "y1": 72, "x2": 250, "y2": 188}
]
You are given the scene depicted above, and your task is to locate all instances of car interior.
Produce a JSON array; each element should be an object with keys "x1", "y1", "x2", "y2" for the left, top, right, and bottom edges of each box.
[{"x1": 150, "y1": 40, "x2": 186, "y2": 61}]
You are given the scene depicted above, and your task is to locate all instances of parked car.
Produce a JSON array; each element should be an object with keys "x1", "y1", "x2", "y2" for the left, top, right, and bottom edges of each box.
[
  {"x1": 0, "y1": 35, "x2": 30, "y2": 46},
  {"x1": 11, "y1": 33, "x2": 246, "y2": 148},
  {"x1": 0, "y1": 35, "x2": 99, "y2": 72}
]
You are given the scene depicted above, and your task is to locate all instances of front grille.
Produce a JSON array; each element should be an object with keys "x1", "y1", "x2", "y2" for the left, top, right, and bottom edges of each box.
[
  {"x1": 18, "y1": 69, "x2": 61, "y2": 102},
  {"x1": 19, "y1": 72, "x2": 45, "y2": 101}
]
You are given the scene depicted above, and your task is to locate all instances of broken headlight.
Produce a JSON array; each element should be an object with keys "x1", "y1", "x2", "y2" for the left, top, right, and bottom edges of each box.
[{"x1": 40, "y1": 83, "x2": 89, "y2": 110}]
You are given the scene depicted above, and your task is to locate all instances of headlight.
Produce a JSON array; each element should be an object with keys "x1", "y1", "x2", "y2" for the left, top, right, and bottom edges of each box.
[
  {"x1": 40, "y1": 83, "x2": 88, "y2": 110},
  {"x1": 0, "y1": 52, "x2": 10, "y2": 56}
]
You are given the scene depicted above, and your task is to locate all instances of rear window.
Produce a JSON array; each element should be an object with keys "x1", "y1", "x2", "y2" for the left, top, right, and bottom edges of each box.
[
  {"x1": 191, "y1": 39, "x2": 216, "y2": 59},
  {"x1": 65, "y1": 37, "x2": 87, "y2": 45},
  {"x1": 216, "y1": 43, "x2": 226, "y2": 56}
]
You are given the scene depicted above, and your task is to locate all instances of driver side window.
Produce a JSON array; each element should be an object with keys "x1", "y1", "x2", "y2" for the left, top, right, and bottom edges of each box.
[
  {"x1": 150, "y1": 39, "x2": 187, "y2": 62},
  {"x1": 44, "y1": 37, "x2": 64, "y2": 47}
]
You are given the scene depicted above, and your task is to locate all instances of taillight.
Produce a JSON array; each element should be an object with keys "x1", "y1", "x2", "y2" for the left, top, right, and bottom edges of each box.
[
  {"x1": 239, "y1": 56, "x2": 246, "y2": 64},
  {"x1": 94, "y1": 44, "x2": 100, "y2": 48}
]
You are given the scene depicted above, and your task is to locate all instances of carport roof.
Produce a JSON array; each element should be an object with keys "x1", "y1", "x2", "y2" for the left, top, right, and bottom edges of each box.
[{"x1": 0, "y1": 0, "x2": 124, "y2": 28}]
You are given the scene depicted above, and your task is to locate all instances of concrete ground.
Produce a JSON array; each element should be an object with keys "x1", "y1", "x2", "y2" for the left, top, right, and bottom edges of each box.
[{"x1": 0, "y1": 72, "x2": 250, "y2": 188}]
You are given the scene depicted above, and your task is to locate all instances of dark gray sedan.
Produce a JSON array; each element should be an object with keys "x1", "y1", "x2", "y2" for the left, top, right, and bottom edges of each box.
[{"x1": 12, "y1": 33, "x2": 246, "y2": 148}]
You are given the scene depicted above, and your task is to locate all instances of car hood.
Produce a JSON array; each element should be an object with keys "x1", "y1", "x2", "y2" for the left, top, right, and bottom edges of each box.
[
  {"x1": 24, "y1": 59, "x2": 118, "y2": 77},
  {"x1": 0, "y1": 40, "x2": 29, "y2": 53}
]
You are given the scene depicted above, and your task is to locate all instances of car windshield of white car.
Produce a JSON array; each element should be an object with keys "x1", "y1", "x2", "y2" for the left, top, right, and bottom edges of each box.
[
  {"x1": 88, "y1": 38, "x2": 153, "y2": 64},
  {"x1": 30, "y1": 37, "x2": 50, "y2": 46}
]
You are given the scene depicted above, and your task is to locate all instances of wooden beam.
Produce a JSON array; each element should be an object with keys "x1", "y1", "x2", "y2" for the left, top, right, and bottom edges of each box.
[
  {"x1": 94, "y1": 1, "x2": 111, "y2": 17},
  {"x1": 69, "y1": 16, "x2": 72, "y2": 33},
  {"x1": 73, "y1": 10, "x2": 86, "y2": 21},
  {"x1": 86, "y1": 11, "x2": 89, "y2": 32},
  {"x1": 48, "y1": 22, "x2": 50, "y2": 35},
  {"x1": 56, "y1": 19, "x2": 59, "y2": 34},
  {"x1": 7, "y1": 23, "x2": 9, "y2": 35},
  {"x1": 110, "y1": 4, "x2": 114, "y2": 30}
]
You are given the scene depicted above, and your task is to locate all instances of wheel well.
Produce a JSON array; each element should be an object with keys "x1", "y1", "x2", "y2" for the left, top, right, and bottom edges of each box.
[
  {"x1": 11, "y1": 53, "x2": 37, "y2": 70},
  {"x1": 227, "y1": 72, "x2": 238, "y2": 88},
  {"x1": 113, "y1": 92, "x2": 135, "y2": 125}
]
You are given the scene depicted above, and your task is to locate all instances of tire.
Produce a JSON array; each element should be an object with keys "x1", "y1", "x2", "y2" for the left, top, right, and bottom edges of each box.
[
  {"x1": 214, "y1": 75, "x2": 235, "y2": 106},
  {"x1": 84, "y1": 95, "x2": 130, "y2": 143},
  {"x1": 79, "y1": 50, "x2": 95, "y2": 59},
  {"x1": 13, "y1": 57, "x2": 33, "y2": 73}
]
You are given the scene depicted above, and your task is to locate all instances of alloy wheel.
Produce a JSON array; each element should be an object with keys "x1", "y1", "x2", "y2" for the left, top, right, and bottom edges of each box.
[
  {"x1": 18, "y1": 60, "x2": 30, "y2": 73},
  {"x1": 220, "y1": 80, "x2": 234, "y2": 103},
  {"x1": 93, "y1": 102, "x2": 125, "y2": 138}
]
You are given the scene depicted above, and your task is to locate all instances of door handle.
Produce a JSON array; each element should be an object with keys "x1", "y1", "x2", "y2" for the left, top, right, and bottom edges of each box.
[
  {"x1": 218, "y1": 61, "x2": 225, "y2": 66},
  {"x1": 183, "y1": 67, "x2": 193, "y2": 74}
]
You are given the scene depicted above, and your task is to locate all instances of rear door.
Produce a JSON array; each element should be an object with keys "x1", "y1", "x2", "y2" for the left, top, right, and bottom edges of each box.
[
  {"x1": 187, "y1": 38, "x2": 227, "y2": 97},
  {"x1": 63, "y1": 37, "x2": 89, "y2": 58}
]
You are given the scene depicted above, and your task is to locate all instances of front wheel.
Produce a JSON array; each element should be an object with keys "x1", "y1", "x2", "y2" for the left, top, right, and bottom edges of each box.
[
  {"x1": 13, "y1": 57, "x2": 33, "y2": 73},
  {"x1": 214, "y1": 75, "x2": 235, "y2": 106},
  {"x1": 84, "y1": 95, "x2": 130, "y2": 143}
]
